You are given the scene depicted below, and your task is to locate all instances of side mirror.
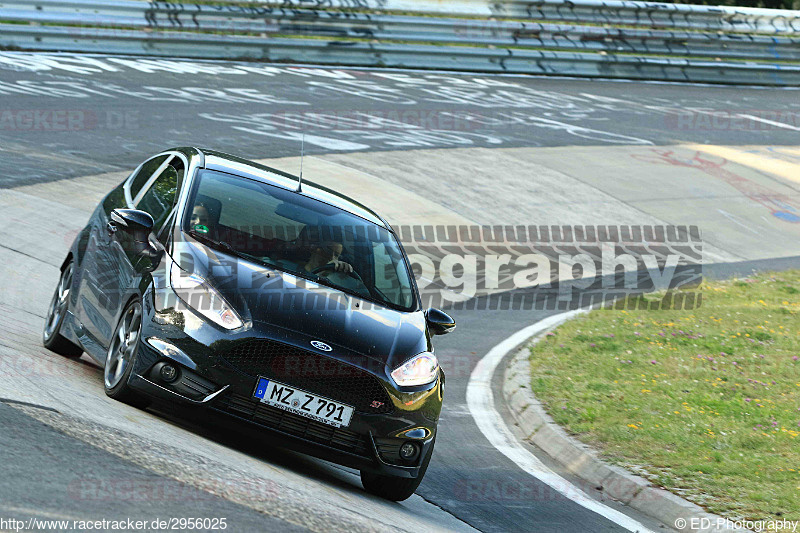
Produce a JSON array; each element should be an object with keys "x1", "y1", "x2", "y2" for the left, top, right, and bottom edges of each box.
[
  {"x1": 110, "y1": 209, "x2": 163, "y2": 271},
  {"x1": 426, "y1": 308, "x2": 456, "y2": 335},
  {"x1": 110, "y1": 208, "x2": 154, "y2": 243}
]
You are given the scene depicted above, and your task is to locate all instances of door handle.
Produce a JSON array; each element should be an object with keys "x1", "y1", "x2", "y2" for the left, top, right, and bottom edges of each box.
[{"x1": 106, "y1": 221, "x2": 118, "y2": 236}]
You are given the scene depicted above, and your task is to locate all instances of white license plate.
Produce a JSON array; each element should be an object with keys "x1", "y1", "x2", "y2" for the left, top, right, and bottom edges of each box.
[{"x1": 253, "y1": 377, "x2": 354, "y2": 428}]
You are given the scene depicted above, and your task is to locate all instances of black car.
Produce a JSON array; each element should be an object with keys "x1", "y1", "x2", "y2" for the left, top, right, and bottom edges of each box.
[{"x1": 42, "y1": 147, "x2": 455, "y2": 501}]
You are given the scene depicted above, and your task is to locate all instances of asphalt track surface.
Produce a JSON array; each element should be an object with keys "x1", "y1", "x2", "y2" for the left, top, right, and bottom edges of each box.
[
  {"x1": 1, "y1": 52, "x2": 799, "y2": 188},
  {"x1": 2, "y1": 51, "x2": 800, "y2": 533},
  {"x1": 0, "y1": 402, "x2": 306, "y2": 532}
]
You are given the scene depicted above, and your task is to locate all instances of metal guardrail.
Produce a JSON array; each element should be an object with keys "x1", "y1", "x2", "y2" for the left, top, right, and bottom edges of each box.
[
  {"x1": 178, "y1": 0, "x2": 800, "y2": 34},
  {"x1": 4, "y1": 0, "x2": 799, "y2": 61},
  {"x1": 0, "y1": 0, "x2": 799, "y2": 84}
]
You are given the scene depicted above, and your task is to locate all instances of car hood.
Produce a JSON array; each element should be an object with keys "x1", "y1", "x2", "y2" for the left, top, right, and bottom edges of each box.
[{"x1": 172, "y1": 239, "x2": 428, "y2": 368}]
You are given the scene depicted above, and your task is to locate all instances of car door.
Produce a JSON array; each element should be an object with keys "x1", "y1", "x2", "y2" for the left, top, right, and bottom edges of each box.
[
  {"x1": 77, "y1": 154, "x2": 177, "y2": 347},
  {"x1": 105, "y1": 154, "x2": 185, "y2": 338}
]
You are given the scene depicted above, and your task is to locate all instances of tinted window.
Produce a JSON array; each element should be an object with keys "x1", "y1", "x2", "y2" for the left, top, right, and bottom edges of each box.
[
  {"x1": 129, "y1": 155, "x2": 169, "y2": 199},
  {"x1": 184, "y1": 169, "x2": 416, "y2": 310}
]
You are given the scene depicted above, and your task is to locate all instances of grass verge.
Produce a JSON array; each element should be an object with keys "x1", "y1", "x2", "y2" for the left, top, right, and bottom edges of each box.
[{"x1": 529, "y1": 270, "x2": 800, "y2": 520}]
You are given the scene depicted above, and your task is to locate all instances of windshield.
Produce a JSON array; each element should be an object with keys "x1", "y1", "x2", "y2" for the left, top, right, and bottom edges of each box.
[{"x1": 182, "y1": 168, "x2": 416, "y2": 310}]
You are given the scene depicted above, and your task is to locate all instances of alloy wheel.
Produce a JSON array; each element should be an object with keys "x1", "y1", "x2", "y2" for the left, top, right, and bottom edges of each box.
[
  {"x1": 44, "y1": 263, "x2": 73, "y2": 341},
  {"x1": 104, "y1": 301, "x2": 142, "y2": 389}
]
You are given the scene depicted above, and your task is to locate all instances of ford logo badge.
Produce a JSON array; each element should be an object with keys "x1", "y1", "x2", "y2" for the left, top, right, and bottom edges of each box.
[{"x1": 310, "y1": 340, "x2": 332, "y2": 352}]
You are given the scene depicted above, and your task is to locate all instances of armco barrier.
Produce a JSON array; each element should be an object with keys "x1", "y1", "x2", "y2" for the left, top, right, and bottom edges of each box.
[
  {"x1": 0, "y1": 0, "x2": 799, "y2": 84},
  {"x1": 169, "y1": 0, "x2": 800, "y2": 34},
  {"x1": 3, "y1": 2, "x2": 799, "y2": 61}
]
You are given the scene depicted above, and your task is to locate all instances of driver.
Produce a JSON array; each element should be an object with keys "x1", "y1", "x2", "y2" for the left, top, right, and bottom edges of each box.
[
  {"x1": 274, "y1": 235, "x2": 356, "y2": 279},
  {"x1": 303, "y1": 240, "x2": 353, "y2": 275}
]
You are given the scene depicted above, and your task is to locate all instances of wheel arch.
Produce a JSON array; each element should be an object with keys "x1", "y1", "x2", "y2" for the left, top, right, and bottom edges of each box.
[{"x1": 59, "y1": 252, "x2": 73, "y2": 273}]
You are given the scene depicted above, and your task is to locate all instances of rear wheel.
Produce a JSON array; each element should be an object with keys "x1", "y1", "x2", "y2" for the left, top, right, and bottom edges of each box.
[
  {"x1": 360, "y1": 439, "x2": 435, "y2": 502},
  {"x1": 42, "y1": 261, "x2": 83, "y2": 357},
  {"x1": 104, "y1": 299, "x2": 149, "y2": 408}
]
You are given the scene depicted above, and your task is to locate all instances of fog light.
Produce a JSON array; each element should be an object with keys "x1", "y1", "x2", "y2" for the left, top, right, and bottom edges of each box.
[
  {"x1": 399, "y1": 442, "x2": 419, "y2": 461},
  {"x1": 160, "y1": 363, "x2": 179, "y2": 383}
]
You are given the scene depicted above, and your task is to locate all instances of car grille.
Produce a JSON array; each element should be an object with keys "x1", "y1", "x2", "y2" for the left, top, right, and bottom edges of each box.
[
  {"x1": 219, "y1": 338, "x2": 393, "y2": 414},
  {"x1": 216, "y1": 393, "x2": 370, "y2": 457}
]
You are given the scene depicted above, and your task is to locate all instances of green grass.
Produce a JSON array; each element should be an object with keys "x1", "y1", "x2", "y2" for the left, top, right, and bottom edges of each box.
[{"x1": 529, "y1": 270, "x2": 800, "y2": 520}]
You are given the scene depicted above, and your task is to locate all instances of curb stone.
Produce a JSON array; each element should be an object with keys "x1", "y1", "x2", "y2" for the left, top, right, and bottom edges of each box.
[{"x1": 501, "y1": 324, "x2": 752, "y2": 533}]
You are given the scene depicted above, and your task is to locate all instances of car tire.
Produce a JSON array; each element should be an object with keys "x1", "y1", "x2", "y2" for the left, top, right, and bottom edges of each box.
[
  {"x1": 104, "y1": 298, "x2": 150, "y2": 409},
  {"x1": 360, "y1": 438, "x2": 435, "y2": 502},
  {"x1": 42, "y1": 260, "x2": 83, "y2": 357}
]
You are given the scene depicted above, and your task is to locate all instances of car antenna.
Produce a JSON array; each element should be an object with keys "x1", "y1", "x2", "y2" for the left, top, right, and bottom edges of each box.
[{"x1": 297, "y1": 132, "x2": 304, "y2": 193}]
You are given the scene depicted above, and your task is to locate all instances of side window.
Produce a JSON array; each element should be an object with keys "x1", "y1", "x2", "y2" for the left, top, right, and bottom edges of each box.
[
  {"x1": 136, "y1": 157, "x2": 183, "y2": 230},
  {"x1": 129, "y1": 155, "x2": 169, "y2": 200}
]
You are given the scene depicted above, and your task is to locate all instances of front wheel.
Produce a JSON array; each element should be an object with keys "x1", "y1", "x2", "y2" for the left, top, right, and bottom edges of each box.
[
  {"x1": 360, "y1": 439, "x2": 435, "y2": 502},
  {"x1": 42, "y1": 260, "x2": 83, "y2": 357},
  {"x1": 104, "y1": 298, "x2": 149, "y2": 408}
]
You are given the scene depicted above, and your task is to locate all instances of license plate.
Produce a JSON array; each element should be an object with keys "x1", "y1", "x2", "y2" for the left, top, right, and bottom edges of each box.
[{"x1": 253, "y1": 377, "x2": 354, "y2": 428}]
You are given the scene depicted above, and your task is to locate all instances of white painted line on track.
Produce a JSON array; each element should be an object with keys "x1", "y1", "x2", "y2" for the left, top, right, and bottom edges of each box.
[
  {"x1": 716, "y1": 209, "x2": 761, "y2": 235},
  {"x1": 466, "y1": 310, "x2": 656, "y2": 533},
  {"x1": 737, "y1": 114, "x2": 800, "y2": 132}
]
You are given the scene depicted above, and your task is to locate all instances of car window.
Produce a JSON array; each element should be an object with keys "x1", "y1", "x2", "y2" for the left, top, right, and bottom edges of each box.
[
  {"x1": 184, "y1": 169, "x2": 416, "y2": 311},
  {"x1": 129, "y1": 154, "x2": 169, "y2": 199},
  {"x1": 136, "y1": 159, "x2": 182, "y2": 231}
]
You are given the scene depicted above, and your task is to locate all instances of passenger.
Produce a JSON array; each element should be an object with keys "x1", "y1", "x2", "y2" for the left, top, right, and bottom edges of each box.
[{"x1": 190, "y1": 203, "x2": 213, "y2": 235}]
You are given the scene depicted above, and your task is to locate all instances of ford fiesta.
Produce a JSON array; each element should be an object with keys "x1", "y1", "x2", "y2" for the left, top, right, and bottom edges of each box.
[{"x1": 42, "y1": 147, "x2": 455, "y2": 501}]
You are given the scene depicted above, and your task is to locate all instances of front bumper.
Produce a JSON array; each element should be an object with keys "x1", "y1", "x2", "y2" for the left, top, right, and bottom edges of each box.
[{"x1": 128, "y1": 299, "x2": 442, "y2": 478}]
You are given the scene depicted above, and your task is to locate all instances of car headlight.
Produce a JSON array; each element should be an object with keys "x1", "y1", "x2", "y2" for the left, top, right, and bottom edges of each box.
[
  {"x1": 170, "y1": 262, "x2": 243, "y2": 330},
  {"x1": 391, "y1": 352, "x2": 439, "y2": 387}
]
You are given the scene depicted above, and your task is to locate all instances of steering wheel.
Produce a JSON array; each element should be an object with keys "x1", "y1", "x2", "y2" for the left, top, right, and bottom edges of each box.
[{"x1": 311, "y1": 263, "x2": 364, "y2": 283}]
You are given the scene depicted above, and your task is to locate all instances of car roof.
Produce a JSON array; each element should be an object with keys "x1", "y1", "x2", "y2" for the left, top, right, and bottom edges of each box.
[{"x1": 183, "y1": 148, "x2": 389, "y2": 229}]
